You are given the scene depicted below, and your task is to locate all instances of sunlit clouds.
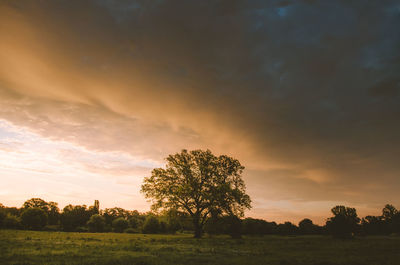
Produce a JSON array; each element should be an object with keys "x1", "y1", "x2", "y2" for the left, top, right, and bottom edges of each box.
[
  {"x1": 0, "y1": 119, "x2": 158, "y2": 210},
  {"x1": 0, "y1": 0, "x2": 399, "y2": 224}
]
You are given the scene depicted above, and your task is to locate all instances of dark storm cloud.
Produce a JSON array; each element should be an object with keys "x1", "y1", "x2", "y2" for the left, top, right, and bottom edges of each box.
[{"x1": 0, "y1": 0, "x2": 399, "y2": 221}]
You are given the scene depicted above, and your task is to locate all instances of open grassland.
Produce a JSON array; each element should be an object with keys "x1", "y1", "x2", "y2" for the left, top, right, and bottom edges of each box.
[{"x1": 0, "y1": 230, "x2": 399, "y2": 265}]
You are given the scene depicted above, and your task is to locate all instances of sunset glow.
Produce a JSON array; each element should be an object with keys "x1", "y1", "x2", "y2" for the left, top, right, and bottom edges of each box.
[{"x1": 1, "y1": 1, "x2": 399, "y2": 225}]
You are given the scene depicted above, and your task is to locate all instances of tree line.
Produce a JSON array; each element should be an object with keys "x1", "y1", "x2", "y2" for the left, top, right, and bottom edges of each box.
[{"x1": 0, "y1": 198, "x2": 399, "y2": 238}]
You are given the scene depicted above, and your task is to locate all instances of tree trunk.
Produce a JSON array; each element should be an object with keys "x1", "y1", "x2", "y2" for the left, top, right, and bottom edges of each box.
[{"x1": 193, "y1": 215, "x2": 203, "y2": 238}]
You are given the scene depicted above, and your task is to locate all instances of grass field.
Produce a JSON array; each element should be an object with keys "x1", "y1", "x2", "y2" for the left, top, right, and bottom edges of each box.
[{"x1": 0, "y1": 230, "x2": 399, "y2": 265}]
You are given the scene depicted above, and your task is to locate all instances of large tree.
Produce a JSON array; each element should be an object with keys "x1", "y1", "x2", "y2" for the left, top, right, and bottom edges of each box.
[{"x1": 141, "y1": 149, "x2": 251, "y2": 238}]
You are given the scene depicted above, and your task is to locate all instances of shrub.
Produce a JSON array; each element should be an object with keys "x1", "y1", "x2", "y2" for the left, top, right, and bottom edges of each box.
[
  {"x1": 3, "y1": 214, "x2": 22, "y2": 229},
  {"x1": 60, "y1": 205, "x2": 90, "y2": 231},
  {"x1": 205, "y1": 215, "x2": 242, "y2": 238},
  {"x1": 76, "y1": 226, "x2": 89, "y2": 232},
  {"x1": 21, "y1": 208, "x2": 47, "y2": 230},
  {"x1": 112, "y1": 217, "x2": 129, "y2": 233},
  {"x1": 87, "y1": 214, "x2": 106, "y2": 232},
  {"x1": 128, "y1": 216, "x2": 144, "y2": 230},
  {"x1": 142, "y1": 215, "x2": 160, "y2": 234},
  {"x1": 124, "y1": 228, "x2": 137, "y2": 234},
  {"x1": 0, "y1": 210, "x2": 5, "y2": 228},
  {"x1": 43, "y1": 225, "x2": 60, "y2": 231}
]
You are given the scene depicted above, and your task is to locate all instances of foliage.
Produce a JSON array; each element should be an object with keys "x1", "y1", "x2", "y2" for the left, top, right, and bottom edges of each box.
[
  {"x1": 23, "y1": 198, "x2": 60, "y2": 225},
  {"x1": 112, "y1": 217, "x2": 129, "y2": 233},
  {"x1": 103, "y1": 207, "x2": 128, "y2": 225},
  {"x1": 123, "y1": 227, "x2": 137, "y2": 233},
  {"x1": 277, "y1": 222, "x2": 298, "y2": 235},
  {"x1": 142, "y1": 215, "x2": 160, "y2": 234},
  {"x1": 204, "y1": 215, "x2": 242, "y2": 238},
  {"x1": 20, "y1": 208, "x2": 48, "y2": 230},
  {"x1": 382, "y1": 204, "x2": 398, "y2": 221},
  {"x1": 0, "y1": 209, "x2": 5, "y2": 228},
  {"x1": 326, "y1": 205, "x2": 360, "y2": 238},
  {"x1": 60, "y1": 205, "x2": 91, "y2": 231},
  {"x1": 3, "y1": 214, "x2": 21, "y2": 229},
  {"x1": 298, "y1": 218, "x2": 321, "y2": 235},
  {"x1": 361, "y1": 215, "x2": 388, "y2": 235},
  {"x1": 1, "y1": 197, "x2": 400, "y2": 238},
  {"x1": 242, "y1": 218, "x2": 277, "y2": 235},
  {"x1": 141, "y1": 149, "x2": 251, "y2": 238},
  {"x1": 87, "y1": 214, "x2": 106, "y2": 233}
]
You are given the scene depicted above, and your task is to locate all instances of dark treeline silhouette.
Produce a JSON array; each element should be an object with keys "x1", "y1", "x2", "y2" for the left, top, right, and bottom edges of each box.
[{"x1": 1, "y1": 199, "x2": 399, "y2": 238}]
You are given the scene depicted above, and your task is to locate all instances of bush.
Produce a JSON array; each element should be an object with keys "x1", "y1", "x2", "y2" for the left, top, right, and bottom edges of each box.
[
  {"x1": 128, "y1": 216, "x2": 144, "y2": 230},
  {"x1": 242, "y1": 218, "x2": 277, "y2": 235},
  {"x1": 3, "y1": 214, "x2": 22, "y2": 229},
  {"x1": 159, "y1": 221, "x2": 168, "y2": 233},
  {"x1": 124, "y1": 228, "x2": 137, "y2": 234},
  {"x1": 277, "y1": 222, "x2": 298, "y2": 235},
  {"x1": 112, "y1": 217, "x2": 129, "y2": 233},
  {"x1": 76, "y1": 226, "x2": 89, "y2": 232},
  {"x1": 43, "y1": 225, "x2": 60, "y2": 231},
  {"x1": 21, "y1": 208, "x2": 47, "y2": 230},
  {"x1": 0, "y1": 210, "x2": 5, "y2": 228},
  {"x1": 60, "y1": 205, "x2": 90, "y2": 232},
  {"x1": 142, "y1": 215, "x2": 160, "y2": 234},
  {"x1": 87, "y1": 214, "x2": 106, "y2": 232},
  {"x1": 205, "y1": 215, "x2": 242, "y2": 238}
]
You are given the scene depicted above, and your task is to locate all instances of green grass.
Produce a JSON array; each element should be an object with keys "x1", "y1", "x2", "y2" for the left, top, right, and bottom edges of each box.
[{"x1": 0, "y1": 230, "x2": 399, "y2": 265}]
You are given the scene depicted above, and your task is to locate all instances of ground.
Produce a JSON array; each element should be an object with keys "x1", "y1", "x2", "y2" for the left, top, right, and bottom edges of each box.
[{"x1": 0, "y1": 230, "x2": 399, "y2": 265}]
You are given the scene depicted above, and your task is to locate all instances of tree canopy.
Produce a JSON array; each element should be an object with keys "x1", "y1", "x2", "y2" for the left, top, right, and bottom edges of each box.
[{"x1": 141, "y1": 149, "x2": 251, "y2": 238}]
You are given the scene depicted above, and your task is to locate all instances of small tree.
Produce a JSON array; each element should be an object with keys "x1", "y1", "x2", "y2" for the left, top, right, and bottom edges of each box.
[
  {"x1": 112, "y1": 217, "x2": 129, "y2": 233},
  {"x1": 21, "y1": 208, "x2": 47, "y2": 230},
  {"x1": 87, "y1": 214, "x2": 106, "y2": 232},
  {"x1": 141, "y1": 149, "x2": 251, "y2": 238}
]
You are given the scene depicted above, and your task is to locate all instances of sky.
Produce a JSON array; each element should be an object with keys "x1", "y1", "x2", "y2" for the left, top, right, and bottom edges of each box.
[{"x1": 0, "y1": 0, "x2": 399, "y2": 224}]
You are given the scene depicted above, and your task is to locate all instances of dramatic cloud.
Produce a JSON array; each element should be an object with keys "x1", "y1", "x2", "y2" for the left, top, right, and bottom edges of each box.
[{"x1": 0, "y1": 0, "x2": 399, "y2": 223}]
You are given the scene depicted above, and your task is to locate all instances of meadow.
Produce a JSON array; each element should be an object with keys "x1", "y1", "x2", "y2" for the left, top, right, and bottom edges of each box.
[{"x1": 0, "y1": 230, "x2": 399, "y2": 265}]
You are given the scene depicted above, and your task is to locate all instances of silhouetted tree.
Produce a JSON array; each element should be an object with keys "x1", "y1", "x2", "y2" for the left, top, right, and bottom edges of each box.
[
  {"x1": 277, "y1": 222, "x2": 298, "y2": 235},
  {"x1": 298, "y1": 218, "x2": 321, "y2": 235},
  {"x1": 112, "y1": 217, "x2": 129, "y2": 233},
  {"x1": 23, "y1": 198, "x2": 60, "y2": 225},
  {"x1": 141, "y1": 149, "x2": 251, "y2": 238},
  {"x1": 60, "y1": 205, "x2": 90, "y2": 231},
  {"x1": 204, "y1": 214, "x2": 242, "y2": 238},
  {"x1": 361, "y1": 215, "x2": 388, "y2": 235},
  {"x1": 23, "y1": 198, "x2": 49, "y2": 210},
  {"x1": 242, "y1": 218, "x2": 277, "y2": 235},
  {"x1": 382, "y1": 204, "x2": 397, "y2": 221},
  {"x1": 87, "y1": 214, "x2": 106, "y2": 232},
  {"x1": 103, "y1": 207, "x2": 131, "y2": 226},
  {"x1": 326, "y1": 205, "x2": 360, "y2": 238},
  {"x1": 20, "y1": 208, "x2": 47, "y2": 230}
]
